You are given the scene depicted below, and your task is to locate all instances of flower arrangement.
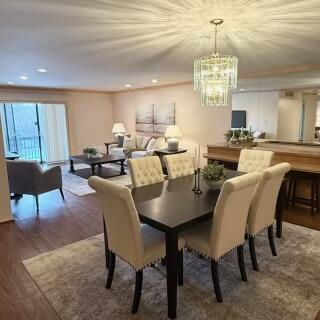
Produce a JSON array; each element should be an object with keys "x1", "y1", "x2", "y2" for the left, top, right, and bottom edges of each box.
[
  {"x1": 202, "y1": 162, "x2": 227, "y2": 189},
  {"x1": 224, "y1": 128, "x2": 254, "y2": 146},
  {"x1": 83, "y1": 146, "x2": 100, "y2": 158}
]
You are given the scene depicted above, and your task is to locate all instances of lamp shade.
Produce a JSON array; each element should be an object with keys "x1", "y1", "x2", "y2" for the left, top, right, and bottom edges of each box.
[
  {"x1": 112, "y1": 122, "x2": 126, "y2": 134},
  {"x1": 164, "y1": 125, "x2": 182, "y2": 138}
]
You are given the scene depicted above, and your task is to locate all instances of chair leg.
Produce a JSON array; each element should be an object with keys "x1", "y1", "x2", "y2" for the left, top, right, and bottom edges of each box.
[
  {"x1": 59, "y1": 188, "x2": 65, "y2": 200},
  {"x1": 35, "y1": 195, "x2": 39, "y2": 212},
  {"x1": 237, "y1": 245, "x2": 247, "y2": 281},
  {"x1": 178, "y1": 250, "x2": 183, "y2": 286},
  {"x1": 316, "y1": 178, "x2": 320, "y2": 213},
  {"x1": 267, "y1": 225, "x2": 277, "y2": 256},
  {"x1": 249, "y1": 236, "x2": 259, "y2": 271},
  {"x1": 105, "y1": 251, "x2": 116, "y2": 289},
  {"x1": 132, "y1": 270, "x2": 143, "y2": 314},
  {"x1": 210, "y1": 260, "x2": 222, "y2": 303}
]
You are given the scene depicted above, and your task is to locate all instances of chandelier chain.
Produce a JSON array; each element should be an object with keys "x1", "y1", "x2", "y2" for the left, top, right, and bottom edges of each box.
[{"x1": 214, "y1": 24, "x2": 218, "y2": 54}]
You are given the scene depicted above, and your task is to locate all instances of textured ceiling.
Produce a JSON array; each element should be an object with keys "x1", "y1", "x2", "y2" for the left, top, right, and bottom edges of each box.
[{"x1": 0, "y1": 0, "x2": 320, "y2": 90}]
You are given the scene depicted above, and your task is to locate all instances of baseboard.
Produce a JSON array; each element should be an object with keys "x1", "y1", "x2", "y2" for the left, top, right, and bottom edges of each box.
[{"x1": 0, "y1": 216, "x2": 15, "y2": 224}]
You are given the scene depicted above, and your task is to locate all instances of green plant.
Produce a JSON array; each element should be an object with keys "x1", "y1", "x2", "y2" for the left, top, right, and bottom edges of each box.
[
  {"x1": 202, "y1": 162, "x2": 227, "y2": 182},
  {"x1": 224, "y1": 129, "x2": 251, "y2": 142},
  {"x1": 83, "y1": 147, "x2": 97, "y2": 155}
]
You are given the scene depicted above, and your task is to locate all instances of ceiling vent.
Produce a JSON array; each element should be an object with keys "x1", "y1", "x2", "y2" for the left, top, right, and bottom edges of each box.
[{"x1": 284, "y1": 91, "x2": 294, "y2": 97}]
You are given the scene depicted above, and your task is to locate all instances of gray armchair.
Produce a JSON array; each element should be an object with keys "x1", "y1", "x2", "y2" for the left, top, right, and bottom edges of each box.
[{"x1": 6, "y1": 160, "x2": 64, "y2": 211}]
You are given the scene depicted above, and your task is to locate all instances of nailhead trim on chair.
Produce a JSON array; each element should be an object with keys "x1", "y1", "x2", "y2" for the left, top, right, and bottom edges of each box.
[
  {"x1": 247, "y1": 223, "x2": 273, "y2": 237},
  {"x1": 110, "y1": 250, "x2": 167, "y2": 271},
  {"x1": 186, "y1": 242, "x2": 244, "y2": 262}
]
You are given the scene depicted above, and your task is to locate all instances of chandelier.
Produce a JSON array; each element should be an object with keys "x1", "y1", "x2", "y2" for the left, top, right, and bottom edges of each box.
[{"x1": 194, "y1": 19, "x2": 238, "y2": 106}]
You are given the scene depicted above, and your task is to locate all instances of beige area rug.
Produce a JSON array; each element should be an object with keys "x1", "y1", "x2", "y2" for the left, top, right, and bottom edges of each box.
[
  {"x1": 61, "y1": 163, "x2": 132, "y2": 196},
  {"x1": 23, "y1": 223, "x2": 320, "y2": 320}
]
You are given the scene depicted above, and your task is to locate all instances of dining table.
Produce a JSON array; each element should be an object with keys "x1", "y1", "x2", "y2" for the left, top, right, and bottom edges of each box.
[{"x1": 132, "y1": 170, "x2": 242, "y2": 319}]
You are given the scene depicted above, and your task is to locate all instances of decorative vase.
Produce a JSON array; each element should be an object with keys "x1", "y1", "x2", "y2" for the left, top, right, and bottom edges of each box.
[
  {"x1": 229, "y1": 130, "x2": 238, "y2": 145},
  {"x1": 205, "y1": 179, "x2": 224, "y2": 190},
  {"x1": 85, "y1": 153, "x2": 94, "y2": 158}
]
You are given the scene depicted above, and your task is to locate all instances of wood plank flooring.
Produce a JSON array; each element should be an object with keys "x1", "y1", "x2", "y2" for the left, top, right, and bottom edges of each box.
[{"x1": 0, "y1": 189, "x2": 319, "y2": 320}]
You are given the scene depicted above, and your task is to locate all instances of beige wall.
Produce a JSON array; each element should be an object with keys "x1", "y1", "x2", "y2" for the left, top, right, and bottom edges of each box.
[
  {"x1": 232, "y1": 91, "x2": 279, "y2": 138},
  {"x1": 112, "y1": 84, "x2": 232, "y2": 166},
  {"x1": 0, "y1": 116, "x2": 13, "y2": 223},
  {"x1": 0, "y1": 89, "x2": 114, "y2": 154}
]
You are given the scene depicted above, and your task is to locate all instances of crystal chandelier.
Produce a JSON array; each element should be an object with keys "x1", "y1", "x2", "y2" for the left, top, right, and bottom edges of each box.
[{"x1": 194, "y1": 19, "x2": 238, "y2": 106}]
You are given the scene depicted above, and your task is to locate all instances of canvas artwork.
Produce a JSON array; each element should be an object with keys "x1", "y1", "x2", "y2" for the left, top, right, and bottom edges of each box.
[
  {"x1": 136, "y1": 104, "x2": 154, "y2": 133},
  {"x1": 135, "y1": 103, "x2": 175, "y2": 133},
  {"x1": 153, "y1": 103, "x2": 175, "y2": 133}
]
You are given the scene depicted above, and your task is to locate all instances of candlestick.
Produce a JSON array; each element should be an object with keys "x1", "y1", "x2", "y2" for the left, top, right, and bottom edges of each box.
[
  {"x1": 197, "y1": 145, "x2": 200, "y2": 169},
  {"x1": 192, "y1": 169, "x2": 198, "y2": 191},
  {"x1": 194, "y1": 168, "x2": 203, "y2": 194}
]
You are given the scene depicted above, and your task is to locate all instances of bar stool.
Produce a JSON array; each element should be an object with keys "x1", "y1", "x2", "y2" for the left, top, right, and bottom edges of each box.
[{"x1": 288, "y1": 171, "x2": 320, "y2": 215}]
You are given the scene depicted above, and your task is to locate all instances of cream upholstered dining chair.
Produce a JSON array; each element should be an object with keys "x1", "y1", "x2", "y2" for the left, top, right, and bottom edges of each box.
[
  {"x1": 128, "y1": 156, "x2": 164, "y2": 188},
  {"x1": 183, "y1": 172, "x2": 262, "y2": 303},
  {"x1": 88, "y1": 176, "x2": 185, "y2": 314},
  {"x1": 237, "y1": 149, "x2": 274, "y2": 172},
  {"x1": 163, "y1": 153, "x2": 194, "y2": 180},
  {"x1": 247, "y1": 162, "x2": 291, "y2": 271}
]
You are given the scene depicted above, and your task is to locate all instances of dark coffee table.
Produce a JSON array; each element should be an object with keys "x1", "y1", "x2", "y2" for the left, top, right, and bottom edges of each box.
[{"x1": 69, "y1": 154, "x2": 126, "y2": 179}]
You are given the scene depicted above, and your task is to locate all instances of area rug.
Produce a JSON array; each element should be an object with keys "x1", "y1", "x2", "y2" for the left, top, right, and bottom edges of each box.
[
  {"x1": 62, "y1": 163, "x2": 132, "y2": 196},
  {"x1": 23, "y1": 223, "x2": 320, "y2": 320}
]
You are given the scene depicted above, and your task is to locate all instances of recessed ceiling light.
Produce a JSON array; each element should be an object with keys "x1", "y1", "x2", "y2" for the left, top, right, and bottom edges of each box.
[
  {"x1": 20, "y1": 75, "x2": 28, "y2": 80},
  {"x1": 151, "y1": 79, "x2": 158, "y2": 83},
  {"x1": 239, "y1": 88, "x2": 245, "y2": 91},
  {"x1": 37, "y1": 67, "x2": 48, "y2": 73},
  {"x1": 7, "y1": 81, "x2": 15, "y2": 85},
  {"x1": 125, "y1": 84, "x2": 131, "y2": 88}
]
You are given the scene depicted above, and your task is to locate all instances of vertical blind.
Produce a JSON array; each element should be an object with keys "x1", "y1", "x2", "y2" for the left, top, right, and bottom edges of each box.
[{"x1": 0, "y1": 102, "x2": 69, "y2": 163}]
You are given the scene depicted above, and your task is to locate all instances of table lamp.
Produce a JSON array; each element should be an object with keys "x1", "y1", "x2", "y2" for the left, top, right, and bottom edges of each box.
[
  {"x1": 112, "y1": 123, "x2": 126, "y2": 142},
  {"x1": 165, "y1": 125, "x2": 182, "y2": 151}
]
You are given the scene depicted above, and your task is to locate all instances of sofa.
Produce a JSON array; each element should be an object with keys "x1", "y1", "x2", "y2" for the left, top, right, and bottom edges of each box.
[{"x1": 109, "y1": 134, "x2": 167, "y2": 159}]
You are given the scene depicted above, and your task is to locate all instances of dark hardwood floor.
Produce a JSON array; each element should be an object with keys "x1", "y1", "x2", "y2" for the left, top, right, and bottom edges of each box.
[
  {"x1": 0, "y1": 190, "x2": 102, "y2": 320},
  {"x1": 0, "y1": 189, "x2": 319, "y2": 320}
]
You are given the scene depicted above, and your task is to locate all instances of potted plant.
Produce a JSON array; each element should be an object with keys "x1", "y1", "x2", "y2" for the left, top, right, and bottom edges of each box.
[
  {"x1": 83, "y1": 147, "x2": 98, "y2": 158},
  {"x1": 202, "y1": 162, "x2": 227, "y2": 189}
]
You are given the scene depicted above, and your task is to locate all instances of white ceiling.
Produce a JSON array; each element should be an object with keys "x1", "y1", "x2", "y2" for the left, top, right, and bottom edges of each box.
[{"x1": 0, "y1": 0, "x2": 320, "y2": 91}]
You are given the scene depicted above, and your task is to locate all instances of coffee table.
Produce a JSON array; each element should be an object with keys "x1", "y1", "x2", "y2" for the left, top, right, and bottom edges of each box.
[{"x1": 69, "y1": 154, "x2": 126, "y2": 179}]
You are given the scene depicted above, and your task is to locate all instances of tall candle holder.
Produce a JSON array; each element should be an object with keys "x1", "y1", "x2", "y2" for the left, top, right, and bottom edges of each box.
[
  {"x1": 192, "y1": 169, "x2": 198, "y2": 191},
  {"x1": 194, "y1": 168, "x2": 203, "y2": 194}
]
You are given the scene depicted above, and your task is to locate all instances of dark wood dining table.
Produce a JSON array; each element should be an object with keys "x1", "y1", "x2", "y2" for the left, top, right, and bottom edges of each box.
[{"x1": 132, "y1": 171, "x2": 241, "y2": 319}]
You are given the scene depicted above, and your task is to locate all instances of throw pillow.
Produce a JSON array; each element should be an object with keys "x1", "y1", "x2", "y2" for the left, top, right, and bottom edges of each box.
[
  {"x1": 136, "y1": 135, "x2": 144, "y2": 148},
  {"x1": 154, "y1": 137, "x2": 166, "y2": 149},
  {"x1": 123, "y1": 135, "x2": 136, "y2": 149},
  {"x1": 146, "y1": 138, "x2": 156, "y2": 151},
  {"x1": 141, "y1": 136, "x2": 151, "y2": 149}
]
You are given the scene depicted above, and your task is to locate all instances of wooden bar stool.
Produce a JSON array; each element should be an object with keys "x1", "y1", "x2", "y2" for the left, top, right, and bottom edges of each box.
[{"x1": 288, "y1": 171, "x2": 320, "y2": 216}]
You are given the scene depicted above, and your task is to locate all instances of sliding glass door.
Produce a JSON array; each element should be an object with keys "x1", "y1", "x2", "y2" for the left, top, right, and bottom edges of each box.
[{"x1": 0, "y1": 102, "x2": 69, "y2": 163}]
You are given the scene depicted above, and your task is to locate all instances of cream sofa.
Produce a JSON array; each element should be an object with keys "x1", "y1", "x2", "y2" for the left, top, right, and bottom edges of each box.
[{"x1": 108, "y1": 134, "x2": 167, "y2": 159}]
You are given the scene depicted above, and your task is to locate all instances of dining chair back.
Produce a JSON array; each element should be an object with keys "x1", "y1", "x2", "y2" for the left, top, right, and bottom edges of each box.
[
  {"x1": 164, "y1": 153, "x2": 194, "y2": 180},
  {"x1": 237, "y1": 149, "x2": 274, "y2": 173},
  {"x1": 128, "y1": 156, "x2": 164, "y2": 188},
  {"x1": 247, "y1": 162, "x2": 291, "y2": 236},
  {"x1": 88, "y1": 177, "x2": 144, "y2": 268},
  {"x1": 210, "y1": 172, "x2": 262, "y2": 261},
  {"x1": 88, "y1": 176, "x2": 185, "y2": 314}
]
